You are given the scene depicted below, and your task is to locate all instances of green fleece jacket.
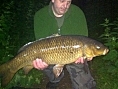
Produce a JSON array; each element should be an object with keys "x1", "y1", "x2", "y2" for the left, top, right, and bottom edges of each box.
[{"x1": 34, "y1": 3, "x2": 88, "y2": 40}]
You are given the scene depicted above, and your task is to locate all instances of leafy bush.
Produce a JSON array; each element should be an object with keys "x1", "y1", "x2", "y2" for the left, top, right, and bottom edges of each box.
[
  {"x1": 1, "y1": 69, "x2": 43, "y2": 89},
  {"x1": 90, "y1": 18, "x2": 118, "y2": 89},
  {"x1": 0, "y1": 0, "x2": 50, "y2": 88},
  {"x1": 99, "y1": 18, "x2": 118, "y2": 78},
  {"x1": 0, "y1": 1, "x2": 14, "y2": 64}
]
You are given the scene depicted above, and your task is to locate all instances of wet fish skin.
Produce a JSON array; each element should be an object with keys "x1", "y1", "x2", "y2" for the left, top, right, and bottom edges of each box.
[{"x1": 0, "y1": 35, "x2": 109, "y2": 87}]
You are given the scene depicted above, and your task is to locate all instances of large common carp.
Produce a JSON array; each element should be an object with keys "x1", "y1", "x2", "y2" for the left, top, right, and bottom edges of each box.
[{"x1": 0, "y1": 35, "x2": 109, "y2": 87}]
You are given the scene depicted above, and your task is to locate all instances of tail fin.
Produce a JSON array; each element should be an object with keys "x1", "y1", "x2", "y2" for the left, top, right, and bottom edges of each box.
[{"x1": 0, "y1": 64, "x2": 15, "y2": 87}]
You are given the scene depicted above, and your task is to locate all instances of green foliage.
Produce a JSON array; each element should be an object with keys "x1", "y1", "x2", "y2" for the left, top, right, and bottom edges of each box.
[
  {"x1": 91, "y1": 57, "x2": 118, "y2": 89},
  {"x1": 100, "y1": 18, "x2": 118, "y2": 49},
  {"x1": 1, "y1": 69, "x2": 43, "y2": 89},
  {"x1": 0, "y1": 1, "x2": 14, "y2": 64},
  {"x1": 0, "y1": 0, "x2": 51, "y2": 63},
  {"x1": 8, "y1": 0, "x2": 50, "y2": 51},
  {"x1": 99, "y1": 18, "x2": 118, "y2": 78},
  {"x1": 93, "y1": 19, "x2": 118, "y2": 89},
  {"x1": 90, "y1": 18, "x2": 118, "y2": 89},
  {"x1": 0, "y1": 0, "x2": 50, "y2": 88}
]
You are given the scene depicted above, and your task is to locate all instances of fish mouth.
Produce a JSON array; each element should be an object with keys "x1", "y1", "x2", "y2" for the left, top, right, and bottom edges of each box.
[{"x1": 103, "y1": 48, "x2": 109, "y2": 55}]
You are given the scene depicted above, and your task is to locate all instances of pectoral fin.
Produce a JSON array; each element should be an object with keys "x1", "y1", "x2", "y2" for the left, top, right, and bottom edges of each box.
[
  {"x1": 23, "y1": 66, "x2": 33, "y2": 74},
  {"x1": 53, "y1": 64, "x2": 64, "y2": 78}
]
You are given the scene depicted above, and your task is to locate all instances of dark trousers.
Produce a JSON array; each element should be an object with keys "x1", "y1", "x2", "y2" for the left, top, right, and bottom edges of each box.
[{"x1": 43, "y1": 62, "x2": 96, "y2": 89}]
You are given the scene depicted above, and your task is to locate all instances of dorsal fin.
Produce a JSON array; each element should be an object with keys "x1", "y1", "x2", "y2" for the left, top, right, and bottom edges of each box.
[
  {"x1": 17, "y1": 42, "x2": 33, "y2": 53},
  {"x1": 17, "y1": 34, "x2": 61, "y2": 53}
]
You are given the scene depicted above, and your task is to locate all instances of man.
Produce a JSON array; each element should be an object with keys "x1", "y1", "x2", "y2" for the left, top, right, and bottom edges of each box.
[{"x1": 33, "y1": 0, "x2": 96, "y2": 89}]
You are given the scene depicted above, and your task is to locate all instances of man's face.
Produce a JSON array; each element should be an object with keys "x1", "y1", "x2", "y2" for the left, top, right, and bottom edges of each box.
[{"x1": 52, "y1": 0, "x2": 72, "y2": 16}]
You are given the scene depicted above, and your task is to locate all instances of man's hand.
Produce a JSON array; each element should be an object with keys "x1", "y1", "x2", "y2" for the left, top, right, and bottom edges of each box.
[
  {"x1": 75, "y1": 57, "x2": 93, "y2": 64},
  {"x1": 33, "y1": 58, "x2": 48, "y2": 70}
]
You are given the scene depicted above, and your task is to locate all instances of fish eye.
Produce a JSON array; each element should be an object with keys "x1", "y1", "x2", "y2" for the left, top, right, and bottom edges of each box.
[{"x1": 96, "y1": 46, "x2": 100, "y2": 49}]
